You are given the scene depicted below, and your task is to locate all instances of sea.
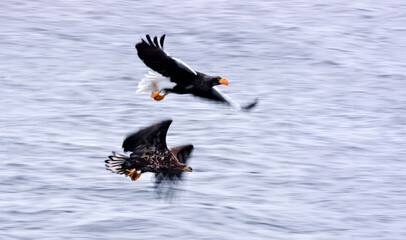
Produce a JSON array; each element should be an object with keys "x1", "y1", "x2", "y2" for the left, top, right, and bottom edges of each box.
[{"x1": 1, "y1": 0, "x2": 405, "y2": 239}]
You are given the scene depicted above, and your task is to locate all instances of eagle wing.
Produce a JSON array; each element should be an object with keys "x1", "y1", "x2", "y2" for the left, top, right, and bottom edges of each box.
[
  {"x1": 193, "y1": 86, "x2": 258, "y2": 110},
  {"x1": 135, "y1": 35, "x2": 197, "y2": 80},
  {"x1": 170, "y1": 144, "x2": 194, "y2": 164},
  {"x1": 122, "y1": 119, "x2": 172, "y2": 152}
]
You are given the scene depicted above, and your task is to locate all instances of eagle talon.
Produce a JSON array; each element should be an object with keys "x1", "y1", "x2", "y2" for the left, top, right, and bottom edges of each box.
[
  {"x1": 151, "y1": 90, "x2": 161, "y2": 99},
  {"x1": 125, "y1": 169, "x2": 142, "y2": 181},
  {"x1": 132, "y1": 172, "x2": 142, "y2": 181},
  {"x1": 151, "y1": 90, "x2": 166, "y2": 101},
  {"x1": 154, "y1": 93, "x2": 166, "y2": 101},
  {"x1": 125, "y1": 168, "x2": 136, "y2": 178}
]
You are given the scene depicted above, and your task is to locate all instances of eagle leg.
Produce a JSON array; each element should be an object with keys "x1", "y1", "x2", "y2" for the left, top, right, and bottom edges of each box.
[
  {"x1": 151, "y1": 90, "x2": 166, "y2": 101},
  {"x1": 151, "y1": 90, "x2": 161, "y2": 99},
  {"x1": 154, "y1": 93, "x2": 166, "y2": 101},
  {"x1": 125, "y1": 168, "x2": 142, "y2": 181},
  {"x1": 132, "y1": 172, "x2": 142, "y2": 181}
]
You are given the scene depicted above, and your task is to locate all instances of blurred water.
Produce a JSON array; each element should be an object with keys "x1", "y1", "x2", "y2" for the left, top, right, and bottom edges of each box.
[{"x1": 1, "y1": 0, "x2": 406, "y2": 239}]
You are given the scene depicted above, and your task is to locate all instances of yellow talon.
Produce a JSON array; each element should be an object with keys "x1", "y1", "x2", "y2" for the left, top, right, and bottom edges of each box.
[
  {"x1": 151, "y1": 90, "x2": 161, "y2": 99},
  {"x1": 125, "y1": 168, "x2": 136, "y2": 178},
  {"x1": 125, "y1": 169, "x2": 142, "y2": 181},
  {"x1": 154, "y1": 93, "x2": 166, "y2": 101},
  {"x1": 150, "y1": 90, "x2": 166, "y2": 101},
  {"x1": 132, "y1": 172, "x2": 142, "y2": 181}
]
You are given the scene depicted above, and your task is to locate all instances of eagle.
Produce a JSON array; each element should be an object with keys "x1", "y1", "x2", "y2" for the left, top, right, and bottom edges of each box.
[
  {"x1": 105, "y1": 119, "x2": 193, "y2": 183},
  {"x1": 135, "y1": 34, "x2": 258, "y2": 110}
]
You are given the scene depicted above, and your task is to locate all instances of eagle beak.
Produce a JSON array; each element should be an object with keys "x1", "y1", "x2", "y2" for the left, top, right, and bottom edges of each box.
[
  {"x1": 219, "y1": 78, "x2": 229, "y2": 86},
  {"x1": 183, "y1": 166, "x2": 193, "y2": 172}
]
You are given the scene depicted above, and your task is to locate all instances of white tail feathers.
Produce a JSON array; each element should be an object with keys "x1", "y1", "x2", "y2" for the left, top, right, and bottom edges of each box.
[
  {"x1": 105, "y1": 152, "x2": 128, "y2": 174},
  {"x1": 136, "y1": 71, "x2": 176, "y2": 94}
]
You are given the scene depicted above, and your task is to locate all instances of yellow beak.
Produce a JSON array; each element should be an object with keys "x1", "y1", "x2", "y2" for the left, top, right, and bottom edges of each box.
[
  {"x1": 182, "y1": 166, "x2": 193, "y2": 172},
  {"x1": 219, "y1": 78, "x2": 229, "y2": 86}
]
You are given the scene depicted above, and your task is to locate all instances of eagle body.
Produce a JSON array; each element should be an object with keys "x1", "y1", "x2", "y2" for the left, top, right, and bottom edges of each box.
[
  {"x1": 121, "y1": 147, "x2": 181, "y2": 174},
  {"x1": 170, "y1": 72, "x2": 219, "y2": 93},
  {"x1": 105, "y1": 120, "x2": 193, "y2": 182}
]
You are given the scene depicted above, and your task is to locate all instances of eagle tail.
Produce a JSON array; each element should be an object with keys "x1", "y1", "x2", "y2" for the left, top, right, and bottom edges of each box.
[
  {"x1": 105, "y1": 152, "x2": 128, "y2": 174},
  {"x1": 136, "y1": 71, "x2": 175, "y2": 94}
]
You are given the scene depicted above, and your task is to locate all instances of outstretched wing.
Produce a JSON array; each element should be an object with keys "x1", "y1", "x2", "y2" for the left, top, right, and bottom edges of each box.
[
  {"x1": 135, "y1": 35, "x2": 197, "y2": 79},
  {"x1": 170, "y1": 144, "x2": 194, "y2": 164},
  {"x1": 193, "y1": 86, "x2": 259, "y2": 111},
  {"x1": 122, "y1": 119, "x2": 172, "y2": 152},
  {"x1": 155, "y1": 144, "x2": 194, "y2": 182}
]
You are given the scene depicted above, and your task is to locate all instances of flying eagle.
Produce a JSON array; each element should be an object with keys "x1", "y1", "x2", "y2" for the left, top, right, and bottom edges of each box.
[
  {"x1": 135, "y1": 34, "x2": 258, "y2": 110},
  {"x1": 105, "y1": 119, "x2": 193, "y2": 182}
]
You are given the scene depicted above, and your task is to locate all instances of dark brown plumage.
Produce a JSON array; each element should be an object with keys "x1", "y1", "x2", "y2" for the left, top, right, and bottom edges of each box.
[
  {"x1": 135, "y1": 34, "x2": 258, "y2": 110},
  {"x1": 105, "y1": 119, "x2": 193, "y2": 182}
]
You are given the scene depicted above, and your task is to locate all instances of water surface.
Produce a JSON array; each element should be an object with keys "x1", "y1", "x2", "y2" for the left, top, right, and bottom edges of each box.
[{"x1": 1, "y1": 1, "x2": 405, "y2": 239}]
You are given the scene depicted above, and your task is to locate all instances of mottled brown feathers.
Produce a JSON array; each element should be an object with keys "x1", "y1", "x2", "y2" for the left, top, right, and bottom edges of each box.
[{"x1": 105, "y1": 120, "x2": 193, "y2": 183}]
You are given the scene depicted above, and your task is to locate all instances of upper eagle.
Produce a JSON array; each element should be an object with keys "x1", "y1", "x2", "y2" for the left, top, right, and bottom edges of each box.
[
  {"x1": 105, "y1": 119, "x2": 193, "y2": 183},
  {"x1": 135, "y1": 34, "x2": 257, "y2": 110}
]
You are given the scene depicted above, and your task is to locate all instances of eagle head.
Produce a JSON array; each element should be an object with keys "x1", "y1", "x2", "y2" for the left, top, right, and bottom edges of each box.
[
  {"x1": 212, "y1": 76, "x2": 229, "y2": 87},
  {"x1": 182, "y1": 165, "x2": 193, "y2": 172}
]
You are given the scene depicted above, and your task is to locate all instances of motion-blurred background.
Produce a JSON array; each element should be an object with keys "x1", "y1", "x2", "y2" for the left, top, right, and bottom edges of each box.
[{"x1": 1, "y1": 0, "x2": 405, "y2": 239}]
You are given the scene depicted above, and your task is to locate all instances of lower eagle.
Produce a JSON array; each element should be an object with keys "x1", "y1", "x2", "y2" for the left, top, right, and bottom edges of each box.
[{"x1": 105, "y1": 119, "x2": 193, "y2": 183}]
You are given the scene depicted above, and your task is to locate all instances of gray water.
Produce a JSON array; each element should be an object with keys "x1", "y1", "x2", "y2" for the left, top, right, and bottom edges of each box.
[{"x1": 1, "y1": 1, "x2": 406, "y2": 239}]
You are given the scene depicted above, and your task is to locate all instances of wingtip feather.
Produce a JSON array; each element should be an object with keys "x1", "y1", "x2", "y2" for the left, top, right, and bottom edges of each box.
[
  {"x1": 153, "y1": 36, "x2": 159, "y2": 48},
  {"x1": 146, "y1": 35, "x2": 154, "y2": 46},
  {"x1": 160, "y1": 34, "x2": 166, "y2": 48}
]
